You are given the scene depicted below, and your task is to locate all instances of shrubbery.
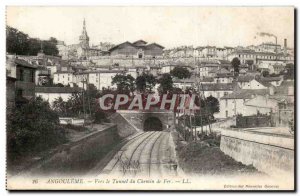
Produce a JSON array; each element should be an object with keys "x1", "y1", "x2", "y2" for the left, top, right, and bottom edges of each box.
[{"x1": 7, "y1": 97, "x2": 66, "y2": 161}]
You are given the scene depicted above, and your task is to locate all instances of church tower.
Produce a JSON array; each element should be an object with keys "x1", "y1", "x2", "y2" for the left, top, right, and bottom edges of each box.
[{"x1": 79, "y1": 19, "x2": 90, "y2": 48}]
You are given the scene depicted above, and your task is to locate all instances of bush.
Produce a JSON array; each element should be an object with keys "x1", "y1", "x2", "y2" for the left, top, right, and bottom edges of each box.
[
  {"x1": 63, "y1": 124, "x2": 88, "y2": 132},
  {"x1": 94, "y1": 110, "x2": 107, "y2": 124},
  {"x1": 7, "y1": 97, "x2": 66, "y2": 160}
]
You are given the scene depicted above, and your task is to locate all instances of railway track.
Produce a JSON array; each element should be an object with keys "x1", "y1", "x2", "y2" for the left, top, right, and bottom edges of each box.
[{"x1": 99, "y1": 131, "x2": 177, "y2": 177}]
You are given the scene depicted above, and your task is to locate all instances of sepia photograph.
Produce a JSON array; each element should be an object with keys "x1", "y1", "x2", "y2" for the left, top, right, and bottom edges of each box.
[{"x1": 5, "y1": 6, "x2": 295, "y2": 191}]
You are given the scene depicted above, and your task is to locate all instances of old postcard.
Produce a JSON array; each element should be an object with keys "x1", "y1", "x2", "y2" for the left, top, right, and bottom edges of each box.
[{"x1": 6, "y1": 6, "x2": 295, "y2": 191}]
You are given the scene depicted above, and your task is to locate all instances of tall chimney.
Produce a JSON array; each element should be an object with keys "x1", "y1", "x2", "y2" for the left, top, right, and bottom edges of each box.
[
  {"x1": 284, "y1": 38, "x2": 287, "y2": 48},
  {"x1": 284, "y1": 38, "x2": 287, "y2": 55}
]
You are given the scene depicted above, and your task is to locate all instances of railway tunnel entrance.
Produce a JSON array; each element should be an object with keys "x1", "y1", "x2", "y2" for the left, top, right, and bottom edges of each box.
[{"x1": 144, "y1": 117, "x2": 163, "y2": 131}]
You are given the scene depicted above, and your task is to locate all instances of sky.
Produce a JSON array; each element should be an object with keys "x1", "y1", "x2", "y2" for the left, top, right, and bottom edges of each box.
[{"x1": 6, "y1": 6, "x2": 294, "y2": 49}]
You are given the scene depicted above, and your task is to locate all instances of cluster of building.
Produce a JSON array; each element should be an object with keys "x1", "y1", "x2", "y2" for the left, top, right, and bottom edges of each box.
[
  {"x1": 57, "y1": 20, "x2": 164, "y2": 61},
  {"x1": 6, "y1": 19, "x2": 294, "y2": 127}
]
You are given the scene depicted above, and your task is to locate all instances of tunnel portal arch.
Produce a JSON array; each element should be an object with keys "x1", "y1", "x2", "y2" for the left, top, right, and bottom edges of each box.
[{"x1": 143, "y1": 117, "x2": 163, "y2": 131}]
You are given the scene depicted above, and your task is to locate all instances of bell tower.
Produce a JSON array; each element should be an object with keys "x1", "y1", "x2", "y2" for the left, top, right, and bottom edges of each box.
[{"x1": 79, "y1": 19, "x2": 90, "y2": 48}]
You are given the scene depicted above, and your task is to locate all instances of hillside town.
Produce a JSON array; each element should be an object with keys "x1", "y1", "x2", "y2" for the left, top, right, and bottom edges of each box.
[
  {"x1": 7, "y1": 19, "x2": 294, "y2": 128},
  {"x1": 6, "y1": 14, "x2": 295, "y2": 191}
]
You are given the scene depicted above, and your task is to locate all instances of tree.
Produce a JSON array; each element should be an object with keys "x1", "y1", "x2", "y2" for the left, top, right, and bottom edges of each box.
[
  {"x1": 54, "y1": 83, "x2": 64, "y2": 87},
  {"x1": 87, "y1": 83, "x2": 100, "y2": 99},
  {"x1": 53, "y1": 97, "x2": 67, "y2": 116},
  {"x1": 205, "y1": 96, "x2": 220, "y2": 116},
  {"x1": 170, "y1": 66, "x2": 191, "y2": 79},
  {"x1": 284, "y1": 63, "x2": 294, "y2": 79},
  {"x1": 6, "y1": 26, "x2": 59, "y2": 56},
  {"x1": 157, "y1": 73, "x2": 173, "y2": 94},
  {"x1": 7, "y1": 97, "x2": 66, "y2": 160},
  {"x1": 111, "y1": 74, "x2": 136, "y2": 94},
  {"x1": 6, "y1": 26, "x2": 29, "y2": 55},
  {"x1": 231, "y1": 57, "x2": 241, "y2": 77},
  {"x1": 262, "y1": 70, "x2": 270, "y2": 77},
  {"x1": 135, "y1": 73, "x2": 157, "y2": 93},
  {"x1": 41, "y1": 38, "x2": 59, "y2": 56}
]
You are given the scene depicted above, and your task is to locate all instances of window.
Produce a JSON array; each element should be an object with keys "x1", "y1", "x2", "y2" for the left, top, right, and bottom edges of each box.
[
  {"x1": 16, "y1": 89, "x2": 23, "y2": 97},
  {"x1": 30, "y1": 70, "x2": 34, "y2": 82},
  {"x1": 225, "y1": 110, "x2": 228, "y2": 118},
  {"x1": 19, "y1": 69, "x2": 24, "y2": 81}
]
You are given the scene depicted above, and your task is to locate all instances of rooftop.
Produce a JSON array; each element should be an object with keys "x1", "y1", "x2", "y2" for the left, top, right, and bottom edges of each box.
[
  {"x1": 259, "y1": 76, "x2": 282, "y2": 82},
  {"x1": 236, "y1": 75, "x2": 256, "y2": 82},
  {"x1": 199, "y1": 83, "x2": 234, "y2": 91},
  {"x1": 201, "y1": 77, "x2": 214, "y2": 82},
  {"x1": 35, "y1": 87, "x2": 82, "y2": 93},
  {"x1": 221, "y1": 89, "x2": 269, "y2": 99},
  {"x1": 14, "y1": 58, "x2": 37, "y2": 69}
]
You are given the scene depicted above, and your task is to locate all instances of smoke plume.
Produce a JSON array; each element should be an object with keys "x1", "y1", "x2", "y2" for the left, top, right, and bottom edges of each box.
[{"x1": 257, "y1": 32, "x2": 276, "y2": 38}]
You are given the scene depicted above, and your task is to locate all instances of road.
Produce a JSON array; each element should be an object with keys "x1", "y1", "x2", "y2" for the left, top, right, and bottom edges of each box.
[{"x1": 99, "y1": 131, "x2": 178, "y2": 178}]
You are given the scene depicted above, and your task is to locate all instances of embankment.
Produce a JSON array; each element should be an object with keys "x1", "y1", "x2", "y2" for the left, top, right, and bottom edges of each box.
[{"x1": 18, "y1": 123, "x2": 120, "y2": 176}]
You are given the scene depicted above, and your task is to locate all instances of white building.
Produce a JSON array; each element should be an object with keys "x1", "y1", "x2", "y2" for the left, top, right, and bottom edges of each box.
[
  {"x1": 53, "y1": 70, "x2": 75, "y2": 86},
  {"x1": 35, "y1": 87, "x2": 81, "y2": 107},
  {"x1": 173, "y1": 78, "x2": 195, "y2": 89},
  {"x1": 84, "y1": 70, "x2": 124, "y2": 90},
  {"x1": 239, "y1": 79, "x2": 268, "y2": 90},
  {"x1": 214, "y1": 72, "x2": 234, "y2": 84},
  {"x1": 198, "y1": 64, "x2": 219, "y2": 78},
  {"x1": 257, "y1": 59, "x2": 286, "y2": 74},
  {"x1": 199, "y1": 83, "x2": 234, "y2": 100},
  {"x1": 161, "y1": 64, "x2": 176, "y2": 74},
  {"x1": 215, "y1": 89, "x2": 270, "y2": 119},
  {"x1": 227, "y1": 49, "x2": 294, "y2": 65}
]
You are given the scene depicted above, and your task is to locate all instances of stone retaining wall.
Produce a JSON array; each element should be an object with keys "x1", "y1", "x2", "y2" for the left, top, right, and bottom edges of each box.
[{"x1": 220, "y1": 129, "x2": 294, "y2": 178}]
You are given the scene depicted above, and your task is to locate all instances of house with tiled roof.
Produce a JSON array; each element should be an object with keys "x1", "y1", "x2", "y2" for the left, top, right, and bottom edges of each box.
[
  {"x1": 256, "y1": 76, "x2": 283, "y2": 87},
  {"x1": 199, "y1": 83, "x2": 235, "y2": 100},
  {"x1": 6, "y1": 55, "x2": 37, "y2": 102},
  {"x1": 236, "y1": 75, "x2": 271, "y2": 90},
  {"x1": 214, "y1": 71, "x2": 234, "y2": 84},
  {"x1": 132, "y1": 40, "x2": 148, "y2": 47},
  {"x1": 215, "y1": 88, "x2": 270, "y2": 119},
  {"x1": 199, "y1": 77, "x2": 214, "y2": 84},
  {"x1": 173, "y1": 76, "x2": 196, "y2": 89},
  {"x1": 198, "y1": 63, "x2": 219, "y2": 78},
  {"x1": 241, "y1": 80, "x2": 294, "y2": 126},
  {"x1": 109, "y1": 40, "x2": 164, "y2": 59}
]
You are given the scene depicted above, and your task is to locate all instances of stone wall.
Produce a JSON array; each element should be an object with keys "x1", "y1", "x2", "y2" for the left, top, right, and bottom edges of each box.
[
  {"x1": 26, "y1": 124, "x2": 120, "y2": 176},
  {"x1": 220, "y1": 129, "x2": 294, "y2": 178},
  {"x1": 236, "y1": 115, "x2": 271, "y2": 128},
  {"x1": 108, "y1": 113, "x2": 139, "y2": 138},
  {"x1": 195, "y1": 117, "x2": 236, "y2": 134}
]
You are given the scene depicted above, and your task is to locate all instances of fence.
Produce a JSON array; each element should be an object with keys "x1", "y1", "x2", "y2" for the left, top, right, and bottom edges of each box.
[
  {"x1": 59, "y1": 117, "x2": 85, "y2": 125},
  {"x1": 236, "y1": 115, "x2": 271, "y2": 128}
]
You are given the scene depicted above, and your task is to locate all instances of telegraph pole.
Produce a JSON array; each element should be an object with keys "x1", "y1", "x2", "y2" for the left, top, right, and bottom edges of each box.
[
  {"x1": 82, "y1": 79, "x2": 86, "y2": 120},
  {"x1": 197, "y1": 65, "x2": 204, "y2": 135}
]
